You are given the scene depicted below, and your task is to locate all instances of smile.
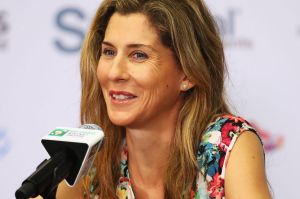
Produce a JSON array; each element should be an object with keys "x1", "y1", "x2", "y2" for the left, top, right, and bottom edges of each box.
[
  {"x1": 112, "y1": 94, "x2": 135, "y2": 100},
  {"x1": 109, "y1": 90, "x2": 137, "y2": 103}
]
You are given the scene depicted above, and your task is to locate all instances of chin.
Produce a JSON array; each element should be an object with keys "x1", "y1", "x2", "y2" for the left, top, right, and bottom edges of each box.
[
  {"x1": 110, "y1": 120, "x2": 130, "y2": 127},
  {"x1": 108, "y1": 113, "x2": 134, "y2": 127}
]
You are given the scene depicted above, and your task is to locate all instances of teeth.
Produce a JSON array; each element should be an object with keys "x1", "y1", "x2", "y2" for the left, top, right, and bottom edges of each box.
[{"x1": 112, "y1": 94, "x2": 133, "y2": 100}]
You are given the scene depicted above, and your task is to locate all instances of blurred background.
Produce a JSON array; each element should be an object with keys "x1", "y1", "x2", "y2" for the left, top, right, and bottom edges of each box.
[{"x1": 0, "y1": 0, "x2": 299, "y2": 198}]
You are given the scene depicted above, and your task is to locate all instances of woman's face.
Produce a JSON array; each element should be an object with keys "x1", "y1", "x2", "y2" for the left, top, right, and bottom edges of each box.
[{"x1": 97, "y1": 12, "x2": 185, "y2": 128}]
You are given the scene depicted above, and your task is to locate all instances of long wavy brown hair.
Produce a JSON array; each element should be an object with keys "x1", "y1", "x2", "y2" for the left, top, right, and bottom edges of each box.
[{"x1": 80, "y1": 0, "x2": 230, "y2": 198}]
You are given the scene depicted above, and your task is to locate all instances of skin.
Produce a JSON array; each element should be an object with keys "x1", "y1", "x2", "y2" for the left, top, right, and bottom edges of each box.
[
  {"x1": 98, "y1": 13, "x2": 188, "y2": 129},
  {"x1": 98, "y1": 13, "x2": 188, "y2": 199},
  {"x1": 225, "y1": 132, "x2": 272, "y2": 199},
  {"x1": 35, "y1": 12, "x2": 272, "y2": 199}
]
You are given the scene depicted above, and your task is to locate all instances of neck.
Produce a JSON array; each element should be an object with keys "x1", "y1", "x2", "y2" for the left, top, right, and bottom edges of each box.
[
  {"x1": 123, "y1": 98, "x2": 183, "y2": 198},
  {"x1": 125, "y1": 113, "x2": 178, "y2": 187},
  {"x1": 126, "y1": 127, "x2": 173, "y2": 180}
]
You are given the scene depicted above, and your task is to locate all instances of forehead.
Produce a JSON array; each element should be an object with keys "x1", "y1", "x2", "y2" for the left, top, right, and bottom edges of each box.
[{"x1": 103, "y1": 12, "x2": 160, "y2": 45}]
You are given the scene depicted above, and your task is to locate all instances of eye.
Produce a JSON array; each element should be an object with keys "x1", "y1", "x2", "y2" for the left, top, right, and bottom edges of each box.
[
  {"x1": 131, "y1": 51, "x2": 149, "y2": 61},
  {"x1": 101, "y1": 48, "x2": 116, "y2": 57}
]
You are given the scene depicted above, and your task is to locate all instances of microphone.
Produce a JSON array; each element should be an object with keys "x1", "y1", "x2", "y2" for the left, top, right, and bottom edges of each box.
[{"x1": 15, "y1": 124, "x2": 104, "y2": 199}]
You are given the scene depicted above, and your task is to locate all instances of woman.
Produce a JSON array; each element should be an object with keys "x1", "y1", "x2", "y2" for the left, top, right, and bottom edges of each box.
[{"x1": 55, "y1": 0, "x2": 272, "y2": 198}]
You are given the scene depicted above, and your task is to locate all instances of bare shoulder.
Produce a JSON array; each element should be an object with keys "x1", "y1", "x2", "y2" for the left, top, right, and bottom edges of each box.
[
  {"x1": 56, "y1": 180, "x2": 84, "y2": 199},
  {"x1": 225, "y1": 131, "x2": 272, "y2": 199},
  {"x1": 31, "y1": 180, "x2": 84, "y2": 199}
]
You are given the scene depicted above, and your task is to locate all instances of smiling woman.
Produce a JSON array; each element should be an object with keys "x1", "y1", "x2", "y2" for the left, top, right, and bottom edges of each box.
[
  {"x1": 98, "y1": 13, "x2": 185, "y2": 129},
  {"x1": 52, "y1": 0, "x2": 272, "y2": 199}
]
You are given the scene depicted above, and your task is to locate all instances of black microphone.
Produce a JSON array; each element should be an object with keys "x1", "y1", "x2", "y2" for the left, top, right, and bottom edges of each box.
[{"x1": 15, "y1": 124, "x2": 104, "y2": 199}]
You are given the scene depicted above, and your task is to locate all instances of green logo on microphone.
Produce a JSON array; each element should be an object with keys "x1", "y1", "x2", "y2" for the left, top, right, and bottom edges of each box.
[{"x1": 49, "y1": 129, "x2": 69, "y2": 136}]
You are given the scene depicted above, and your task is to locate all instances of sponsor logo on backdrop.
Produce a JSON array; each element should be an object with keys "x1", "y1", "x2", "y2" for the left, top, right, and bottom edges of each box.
[
  {"x1": 54, "y1": 7, "x2": 87, "y2": 53},
  {"x1": 0, "y1": 129, "x2": 11, "y2": 159},
  {"x1": 215, "y1": 9, "x2": 253, "y2": 49},
  {"x1": 54, "y1": 7, "x2": 254, "y2": 53},
  {"x1": 0, "y1": 11, "x2": 9, "y2": 50},
  {"x1": 251, "y1": 122, "x2": 284, "y2": 152}
]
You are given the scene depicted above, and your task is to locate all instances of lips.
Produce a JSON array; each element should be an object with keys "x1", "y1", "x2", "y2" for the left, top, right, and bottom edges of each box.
[{"x1": 109, "y1": 90, "x2": 137, "y2": 103}]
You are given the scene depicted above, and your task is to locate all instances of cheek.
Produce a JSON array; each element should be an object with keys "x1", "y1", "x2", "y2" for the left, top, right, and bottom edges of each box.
[
  {"x1": 96, "y1": 61, "x2": 107, "y2": 86},
  {"x1": 133, "y1": 63, "x2": 161, "y2": 88},
  {"x1": 97, "y1": 63, "x2": 111, "y2": 106},
  {"x1": 138, "y1": 72, "x2": 177, "y2": 103},
  {"x1": 135, "y1": 66, "x2": 181, "y2": 99}
]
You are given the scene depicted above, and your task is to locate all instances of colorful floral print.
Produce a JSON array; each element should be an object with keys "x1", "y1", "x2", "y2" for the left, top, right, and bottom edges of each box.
[
  {"x1": 86, "y1": 114, "x2": 260, "y2": 199},
  {"x1": 193, "y1": 114, "x2": 259, "y2": 199}
]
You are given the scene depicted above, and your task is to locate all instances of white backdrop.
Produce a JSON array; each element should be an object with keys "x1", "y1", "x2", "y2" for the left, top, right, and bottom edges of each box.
[{"x1": 0, "y1": 0, "x2": 299, "y2": 198}]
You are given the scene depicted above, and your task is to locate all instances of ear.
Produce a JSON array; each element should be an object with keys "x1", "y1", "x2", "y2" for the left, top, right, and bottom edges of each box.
[{"x1": 180, "y1": 78, "x2": 195, "y2": 91}]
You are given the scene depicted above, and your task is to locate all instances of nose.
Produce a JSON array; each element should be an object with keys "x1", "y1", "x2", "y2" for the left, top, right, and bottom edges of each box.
[{"x1": 107, "y1": 53, "x2": 130, "y2": 82}]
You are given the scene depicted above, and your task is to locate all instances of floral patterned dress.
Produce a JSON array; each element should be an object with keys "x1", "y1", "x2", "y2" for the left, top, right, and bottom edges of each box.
[{"x1": 86, "y1": 115, "x2": 261, "y2": 199}]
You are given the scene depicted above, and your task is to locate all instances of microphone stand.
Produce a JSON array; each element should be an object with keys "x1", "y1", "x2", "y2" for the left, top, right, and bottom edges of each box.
[
  {"x1": 40, "y1": 186, "x2": 58, "y2": 199},
  {"x1": 15, "y1": 150, "x2": 74, "y2": 199}
]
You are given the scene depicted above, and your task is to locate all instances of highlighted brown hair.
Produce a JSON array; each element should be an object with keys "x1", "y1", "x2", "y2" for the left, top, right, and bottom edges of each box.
[{"x1": 80, "y1": 0, "x2": 230, "y2": 198}]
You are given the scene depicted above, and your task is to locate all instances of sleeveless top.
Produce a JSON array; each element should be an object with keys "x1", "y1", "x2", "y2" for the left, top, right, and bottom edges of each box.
[{"x1": 84, "y1": 114, "x2": 260, "y2": 199}]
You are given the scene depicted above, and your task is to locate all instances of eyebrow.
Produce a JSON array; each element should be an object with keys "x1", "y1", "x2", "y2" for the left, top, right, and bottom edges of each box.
[{"x1": 102, "y1": 41, "x2": 158, "y2": 52}]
